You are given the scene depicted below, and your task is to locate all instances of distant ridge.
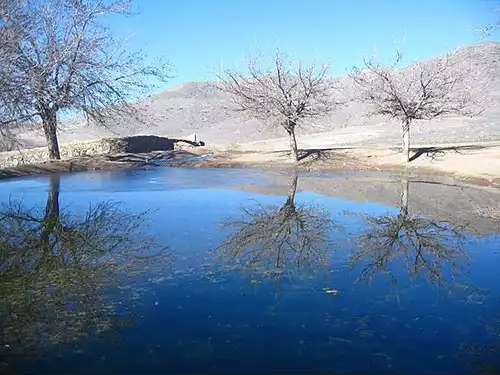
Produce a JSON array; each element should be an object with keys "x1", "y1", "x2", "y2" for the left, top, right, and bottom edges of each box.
[{"x1": 18, "y1": 42, "x2": 500, "y2": 148}]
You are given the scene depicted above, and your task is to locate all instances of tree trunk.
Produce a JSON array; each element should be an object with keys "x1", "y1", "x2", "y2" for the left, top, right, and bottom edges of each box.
[
  {"x1": 41, "y1": 109, "x2": 61, "y2": 160},
  {"x1": 288, "y1": 129, "x2": 299, "y2": 162},
  {"x1": 280, "y1": 175, "x2": 298, "y2": 220},
  {"x1": 399, "y1": 177, "x2": 409, "y2": 218},
  {"x1": 38, "y1": 175, "x2": 61, "y2": 267},
  {"x1": 287, "y1": 175, "x2": 298, "y2": 203},
  {"x1": 46, "y1": 174, "x2": 61, "y2": 220},
  {"x1": 402, "y1": 119, "x2": 411, "y2": 163}
]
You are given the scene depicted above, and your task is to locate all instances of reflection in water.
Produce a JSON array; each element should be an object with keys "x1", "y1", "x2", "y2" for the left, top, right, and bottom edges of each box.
[
  {"x1": 214, "y1": 175, "x2": 336, "y2": 284},
  {"x1": 0, "y1": 168, "x2": 499, "y2": 373},
  {"x1": 350, "y1": 178, "x2": 468, "y2": 288},
  {"x1": 347, "y1": 178, "x2": 500, "y2": 371},
  {"x1": 0, "y1": 175, "x2": 169, "y2": 368}
]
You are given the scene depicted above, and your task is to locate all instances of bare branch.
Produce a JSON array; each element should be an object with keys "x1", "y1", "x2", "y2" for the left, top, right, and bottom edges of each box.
[
  {"x1": 0, "y1": 126, "x2": 26, "y2": 152},
  {"x1": 0, "y1": 0, "x2": 173, "y2": 159},
  {"x1": 351, "y1": 50, "x2": 476, "y2": 121},
  {"x1": 214, "y1": 48, "x2": 339, "y2": 161},
  {"x1": 349, "y1": 49, "x2": 479, "y2": 162},
  {"x1": 0, "y1": 176, "x2": 170, "y2": 359},
  {"x1": 348, "y1": 179, "x2": 468, "y2": 294},
  {"x1": 213, "y1": 176, "x2": 338, "y2": 285},
  {"x1": 475, "y1": 8, "x2": 500, "y2": 38}
]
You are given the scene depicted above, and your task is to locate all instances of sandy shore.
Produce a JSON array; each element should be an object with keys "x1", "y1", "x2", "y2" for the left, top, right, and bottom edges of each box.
[
  {"x1": 1, "y1": 139, "x2": 499, "y2": 191},
  {"x1": 225, "y1": 171, "x2": 500, "y2": 236},
  {"x1": 0, "y1": 141, "x2": 498, "y2": 236},
  {"x1": 175, "y1": 140, "x2": 500, "y2": 189}
]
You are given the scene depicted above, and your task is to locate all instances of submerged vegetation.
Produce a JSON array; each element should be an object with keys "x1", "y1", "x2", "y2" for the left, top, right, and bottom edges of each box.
[{"x1": 0, "y1": 0, "x2": 498, "y2": 373}]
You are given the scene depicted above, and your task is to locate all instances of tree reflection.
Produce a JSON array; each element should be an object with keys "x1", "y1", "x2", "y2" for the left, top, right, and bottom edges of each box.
[
  {"x1": 214, "y1": 175, "x2": 336, "y2": 284},
  {"x1": 350, "y1": 177, "x2": 468, "y2": 288},
  {"x1": 0, "y1": 175, "x2": 169, "y2": 365}
]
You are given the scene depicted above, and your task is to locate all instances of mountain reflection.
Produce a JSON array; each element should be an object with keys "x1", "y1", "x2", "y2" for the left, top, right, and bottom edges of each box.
[
  {"x1": 214, "y1": 175, "x2": 337, "y2": 283},
  {"x1": 0, "y1": 175, "x2": 169, "y2": 367},
  {"x1": 349, "y1": 177, "x2": 469, "y2": 288}
]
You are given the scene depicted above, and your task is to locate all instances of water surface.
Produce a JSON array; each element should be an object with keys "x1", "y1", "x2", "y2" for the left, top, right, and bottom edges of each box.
[{"x1": 1, "y1": 167, "x2": 499, "y2": 373}]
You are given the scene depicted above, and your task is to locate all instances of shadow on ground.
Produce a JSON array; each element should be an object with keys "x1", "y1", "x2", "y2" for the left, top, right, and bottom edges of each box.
[
  {"x1": 298, "y1": 148, "x2": 353, "y2": 161},
  {"x1": 288, "y1": 145, "x2": 489, "y2": 163},
  {"x1": 297, "y1": 144, "x2": 490, "y2": 163},
  {"x1": 267, "y1": 148, "x2": 352, "y2": 162},
  {"x1": 407, "y1": 145, "x2": 488, "y2": 162}
]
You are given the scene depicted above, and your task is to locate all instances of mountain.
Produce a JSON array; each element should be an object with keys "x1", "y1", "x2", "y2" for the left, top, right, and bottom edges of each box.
[{"x1": 18, "y1": 41, "x2": 500, "y2": 149}]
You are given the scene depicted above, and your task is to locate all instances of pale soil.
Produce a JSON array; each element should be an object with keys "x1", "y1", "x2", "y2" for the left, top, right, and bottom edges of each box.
[
  {"x1": 179, "y1": 140, "x2": 500, "y2": 188},
  {"x1": 2, "y1": 137, "x2": 500, "y2": 191},
  {"x1": 0, "y1": 139, "x2": 498, "y2": 235},
  {"x1": 169, "y1": 140, "x2": 500, "y2": 234}
]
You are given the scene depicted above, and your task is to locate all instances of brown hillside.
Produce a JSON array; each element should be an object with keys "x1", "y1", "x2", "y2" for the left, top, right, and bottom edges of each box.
[{"x1": 18, "y1": 41, "x2": 500, "y2": 149}]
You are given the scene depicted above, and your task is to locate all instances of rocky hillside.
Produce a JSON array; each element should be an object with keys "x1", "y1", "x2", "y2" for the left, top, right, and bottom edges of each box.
[{"x1": 17, "y1": 41, "x2": 500, "y2": 148}]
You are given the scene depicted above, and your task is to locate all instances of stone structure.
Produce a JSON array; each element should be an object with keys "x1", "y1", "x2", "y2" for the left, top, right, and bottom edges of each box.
[
  {"x1": 105, "y1": 136, "x2": 174, "y2": 154},
  {"x1": 0, "y1": 135, "x2": 201, "y2": 169}
]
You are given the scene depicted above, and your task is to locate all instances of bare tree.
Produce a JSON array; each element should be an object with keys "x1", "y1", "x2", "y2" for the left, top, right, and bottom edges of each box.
[
  {"x1": 475, "y1": 7, "x2": 499, "y2": 37},
  {"x1": 215, "y1": 49, "x2": 336, "y2": 162},
  {"x1": 0, "y1": 0, "x2": 172, "y2": 160},
  {"x1": 0, "y1": 175, "x2": 170, "y2": 365},
  {"x1": 350, "y1": 51, "x2": 475, "y2": 163},
  {"x1": 349, "y1": 177, "x2": 468, "y2": 291},
  {"x1": 214, "y1": 175, "x2": 336, "y2": 286},
  {"x1": 0, "y1": 126, "x2": 25, "y2": 151}
]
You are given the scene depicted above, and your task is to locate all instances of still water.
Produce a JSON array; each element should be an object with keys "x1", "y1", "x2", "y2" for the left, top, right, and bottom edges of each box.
[{"x1": 0, "y1": 167, "x2": 499, "y2": 373}]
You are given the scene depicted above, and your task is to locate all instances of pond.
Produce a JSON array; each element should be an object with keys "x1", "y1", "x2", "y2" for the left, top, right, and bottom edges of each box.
[{"x1": 0, "y1": 167, "x2": 499, "y2": 373}]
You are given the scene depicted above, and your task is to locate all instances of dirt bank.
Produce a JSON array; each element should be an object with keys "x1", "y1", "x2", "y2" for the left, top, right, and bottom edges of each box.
[
  {"x1": 172, "y1": 141, "x2": 500, "y2": 189},
  {"x1": 1, "y1": 138, "x2": 500, "y2": 192},
  {"x1": 0, "y1": 142, "x2": 497, "y2": 236},
  {"x1": 0, "y1": 150, "x2": 197, "y2": 180}
]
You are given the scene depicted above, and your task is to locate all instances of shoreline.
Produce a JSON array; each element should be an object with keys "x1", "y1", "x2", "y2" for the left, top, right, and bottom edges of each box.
[
  {"x1": 0, "y1": 142, "x2": 499, "y2": 191},
  {"x1": 169, "y1": 142, "x2": 500, "y2": 189},
  {"x1": 0, "y1": 144, "x2": 498, "y2": 236},
  {"x1": 0, "y1": 150, "x2": 197, "y2": 180}
]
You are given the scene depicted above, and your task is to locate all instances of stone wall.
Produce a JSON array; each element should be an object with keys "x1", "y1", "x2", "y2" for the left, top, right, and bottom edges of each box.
[
  {"x1": 105, "y1": 136, "x2": 175, "y2": 154},
  {"x1": 0, "y1": 135, "x2": 179, "y2": 168}
]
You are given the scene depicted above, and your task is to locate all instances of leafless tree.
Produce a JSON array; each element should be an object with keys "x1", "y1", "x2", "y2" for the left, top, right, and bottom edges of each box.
[
  {"x1": 349, "y1": 177, "x2": 468, "y2": 291},
  {"x1": 0, "y1": 175, "x2": 170, "y2": 364},
  {"x1": 0, "y1": 0, "x2": 172, "y2": 160},
  {"x1": 214, "y1": 175, "x2": 336, "y2": 286},
  {"x1": 0, "y1": 126, "x2": 25, "y2": 151},
  {"x1": 350, "y1": 51, "x2": 475, "y2": 163},
  {"x1": 215, "y1": 49, "x2": 337, "y2": 162},
  {"x1": 475, "y1": 7, "x2": 499, "y2": 37}
]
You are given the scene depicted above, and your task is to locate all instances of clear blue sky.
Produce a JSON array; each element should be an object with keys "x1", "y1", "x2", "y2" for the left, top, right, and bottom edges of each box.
[{"x1": 111, "y1": 0, "x2": 500, "y2": 90}]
